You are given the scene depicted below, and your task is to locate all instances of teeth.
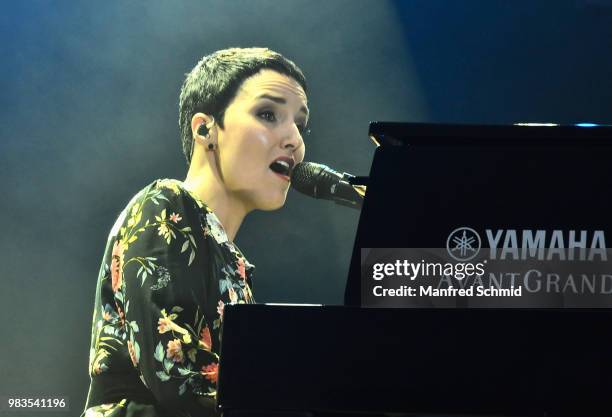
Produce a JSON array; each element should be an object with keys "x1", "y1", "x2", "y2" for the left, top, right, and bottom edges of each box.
[{"x1": 277, "y1": 161, "x2": 290, "y2": 169}]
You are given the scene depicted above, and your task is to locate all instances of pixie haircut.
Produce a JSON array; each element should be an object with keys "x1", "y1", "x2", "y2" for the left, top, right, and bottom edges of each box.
[{"x1": 178, "y1": 47, "x2": 307, "y2": 166}]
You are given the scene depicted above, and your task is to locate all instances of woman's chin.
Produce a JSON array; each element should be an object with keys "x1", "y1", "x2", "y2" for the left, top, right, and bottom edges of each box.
[{"x1": 256, "y1": 193, "x2": 287, "y2": 211}]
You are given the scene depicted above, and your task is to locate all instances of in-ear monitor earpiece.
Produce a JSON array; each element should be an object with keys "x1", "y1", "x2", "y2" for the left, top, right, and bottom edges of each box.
[{"x1": 198, "y1": 124, "x2": 209, "y2": 137}]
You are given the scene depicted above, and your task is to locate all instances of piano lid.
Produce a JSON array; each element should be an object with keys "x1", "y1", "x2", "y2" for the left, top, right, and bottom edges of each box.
[{"x1": 346, "y1": 122, "x2": 612, "y2": 307}]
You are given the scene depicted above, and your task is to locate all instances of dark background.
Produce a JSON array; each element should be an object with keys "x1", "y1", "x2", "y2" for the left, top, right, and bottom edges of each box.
[{"x1": 1, "y1": 0, "x2": 611, "y2": 415}]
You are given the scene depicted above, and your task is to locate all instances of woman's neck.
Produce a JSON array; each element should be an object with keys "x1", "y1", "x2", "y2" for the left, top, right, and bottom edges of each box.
[{"x1": 183, "y1": 164, "x2": 248, "y2": 243}]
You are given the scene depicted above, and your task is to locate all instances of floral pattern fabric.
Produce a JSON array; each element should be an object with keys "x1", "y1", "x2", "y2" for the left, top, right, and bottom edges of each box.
[{"x1": 84, "y1": 179, "x2": 255, "y2": 417}]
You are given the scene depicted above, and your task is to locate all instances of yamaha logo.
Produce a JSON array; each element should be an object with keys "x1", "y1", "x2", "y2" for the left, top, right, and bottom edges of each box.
[
  {"x1": 446, "y1": 228, "x2": 607, "y2": 261},
  {"x1": 447, "y1": 227, "x2": 481, "y2": 261}
]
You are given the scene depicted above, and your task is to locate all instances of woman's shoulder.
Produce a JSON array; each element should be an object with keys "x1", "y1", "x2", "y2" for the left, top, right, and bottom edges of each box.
[
  {"x1": 108, "y1": 179, "x2": 207, "y2": 240},
  {"x1": 109, "y1": 178, "x2": 237, "y2": 250},
  {"x1": 153, "y1": 179, "x2": 217, "y2": 214},
  {"x1": 125, "y1": 178, "x2": 211, "y2": 213}
]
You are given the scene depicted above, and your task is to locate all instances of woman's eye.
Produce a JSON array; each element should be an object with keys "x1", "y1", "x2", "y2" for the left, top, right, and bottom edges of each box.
[
  {"x1": 297, "y1": 124, "x2": 310, "y2": 135},
  {"x1": 258, "y1": 110, "x2": 276, "y2": 122}
]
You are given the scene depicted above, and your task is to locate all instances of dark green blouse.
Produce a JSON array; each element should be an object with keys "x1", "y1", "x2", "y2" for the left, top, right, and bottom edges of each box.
[{"x1": 84, "y1": 179, "x2": 255, "y2": 417}]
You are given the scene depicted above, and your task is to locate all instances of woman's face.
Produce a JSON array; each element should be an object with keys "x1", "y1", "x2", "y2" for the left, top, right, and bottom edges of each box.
[{"x1": 215, "y1": 69, "x2": 308, "y2": 211}]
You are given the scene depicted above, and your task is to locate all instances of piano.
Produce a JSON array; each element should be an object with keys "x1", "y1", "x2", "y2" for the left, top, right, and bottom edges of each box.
[{"x1": 217, "y1": 122, "x2": 612, "y2": 417}]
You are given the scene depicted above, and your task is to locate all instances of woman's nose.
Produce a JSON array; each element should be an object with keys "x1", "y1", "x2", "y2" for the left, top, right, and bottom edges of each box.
[{"x1": 280, "y1": 123, "x2": 304, "y2": 151}]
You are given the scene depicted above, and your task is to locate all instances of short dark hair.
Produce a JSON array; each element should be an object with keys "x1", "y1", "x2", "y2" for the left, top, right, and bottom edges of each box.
[{"x1": 178, "y1": 47, "x2": 308, "y2": 166}]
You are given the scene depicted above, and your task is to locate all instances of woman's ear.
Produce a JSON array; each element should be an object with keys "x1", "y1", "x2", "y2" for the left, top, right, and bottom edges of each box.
[
  {"x1": 191, "y1": 113, "x2": 215, "y2": 140},
  {"x1": 191, "y1": 113, "x2": 218, "y2": 153}
]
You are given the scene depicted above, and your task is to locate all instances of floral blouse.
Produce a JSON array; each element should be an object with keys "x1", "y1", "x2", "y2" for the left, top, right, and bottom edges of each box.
[{"x1": 84, "y1": 179, "x2": 255, "y2": 417}]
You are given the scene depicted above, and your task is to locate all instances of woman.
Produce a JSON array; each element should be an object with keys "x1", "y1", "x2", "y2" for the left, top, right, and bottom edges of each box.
[{"x1": 84, "y1": 48, "x2": 309, "y2": 417}]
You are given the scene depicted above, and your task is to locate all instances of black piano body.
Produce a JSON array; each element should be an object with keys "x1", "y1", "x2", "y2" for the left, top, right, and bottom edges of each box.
[{"x1": 218, "y1": 123, "x2": 612, "y2": 417}]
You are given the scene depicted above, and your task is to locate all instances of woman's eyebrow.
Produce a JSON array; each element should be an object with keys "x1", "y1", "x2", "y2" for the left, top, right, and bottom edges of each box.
[{"x1": 256, "y1": 94, "x2": 309, "y2": 117}]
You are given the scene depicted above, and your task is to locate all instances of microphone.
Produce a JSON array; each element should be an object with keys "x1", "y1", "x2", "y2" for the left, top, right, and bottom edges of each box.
[{"x1": 290, "y1": 162, "x2": 365, "y2": 210}]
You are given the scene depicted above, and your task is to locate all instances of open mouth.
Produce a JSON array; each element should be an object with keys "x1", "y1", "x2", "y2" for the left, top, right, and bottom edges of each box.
[{"x1": 269, "y1": 158, "x2": 294, "y2": 179}]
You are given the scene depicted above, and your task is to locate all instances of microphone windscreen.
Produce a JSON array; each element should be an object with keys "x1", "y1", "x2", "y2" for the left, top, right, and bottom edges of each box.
[
  {"x1": 291, "y1": 161, "x2": 362, "y2": 209},
  {"x1": 290, "y1": 162, "x2": 324, "y2": 196}
]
